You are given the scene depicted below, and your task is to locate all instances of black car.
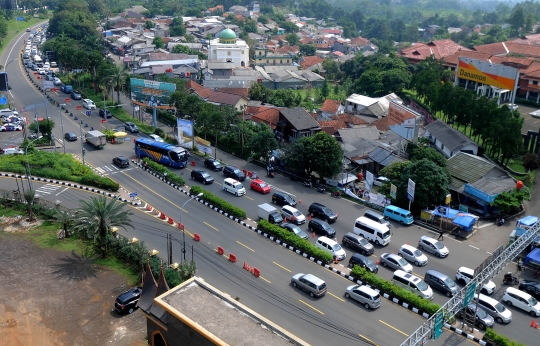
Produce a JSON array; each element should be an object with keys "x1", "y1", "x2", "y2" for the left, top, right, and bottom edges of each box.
[
  {"x1": 99, "y1": 109, "x2": 112, "y2": 118},
  {"x1": 114, "y1": 287, "x2": 142, "y2": 314},
  {"x1": 271, "y1": 191, "x2": 297, "y2": 207},
  {"x1": 307, "y1": 218, "x2": 336, "y2": 238},
  {"x1": 204, "y1": 158, "x2": 223, "y2": 171},
  {"x1": 125, "y1": 122, "x2": 139, "y2": 133},
  {"x1": 64, "y1": 132, "x2": 77, "y2": 141},
  {"x1": 71, "y1": 90, "x2": 82, "y2": 100},
  {"x1": 308, "y1": 203, "x2": 337, "y2": 223},
  {"x1": 112, "y1": 156, "x2": 130, "y2": 168},
  {"x1": 342, "y1": 232, "x2": 374, "y2": 255},
  {"x1": 23, "y1": 53, "x2": 29, "y2": 59},
  {"x1": 348, "y1": 253, "x2": 378, "y2": 273},
  {"x1": 223, "y1": 165, "x2": 245, "y2": 181},
  {"x1": 191, "y1": 169, "x2": 214, "y2": 184},
  {"x1": 519, "y1": 280, "x2": 540, "y2": 299}
]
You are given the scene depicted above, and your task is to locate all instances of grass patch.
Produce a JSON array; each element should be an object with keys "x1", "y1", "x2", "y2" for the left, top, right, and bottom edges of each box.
[
  {"x1": 508, "y1": 161, "x2": 527, "y2": 173},
  {"x1": 94, "y1": 257, "x2": 140, "y2": 286}
]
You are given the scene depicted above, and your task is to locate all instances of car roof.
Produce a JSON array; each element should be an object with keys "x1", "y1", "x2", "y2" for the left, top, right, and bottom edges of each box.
[
  {"x1": 302, "y1": 273, "x2": 324, "y2": 285},
  {"x1": 420, "y1": 235, "x2": 437, "y2": 243},
  {"x1": 458, "y1": 267, "x2": 473, "y2": 274},
  {"x1": 116, "y1": 156, "x2": 128, "y2": 160},
  {"x1": 400, "y1": 244, "x2": 418, "y2": 252},
  {"x1": 426, "y1": 270, "x2": 449, "y2": 279},
  {"x1": 282, "y1": 205, "x2": 297, "y2": 212},
  {"x1": 252, "y1": 179, "x2": 263, "y2": 183},
  {"x1": 384, "y1": 253, "x2": 400, "y2": 260},
  {"x1": 83, "y1": 98, "x2": 92, "y2": 102},
  {"x1": 318, "y1": 236, "x2": 337, "y2": 245}
]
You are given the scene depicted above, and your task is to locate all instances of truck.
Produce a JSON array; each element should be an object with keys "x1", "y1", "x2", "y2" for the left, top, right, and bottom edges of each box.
[
  {"x1": 258, "y1": 203, "x2": 283, "y2": 224},
  {"x1": 61, "y1": 85, "x2": 73, "y2": 93},
  {"x1": 85, "y1": 130, "x2": 106, "y2": 149}
]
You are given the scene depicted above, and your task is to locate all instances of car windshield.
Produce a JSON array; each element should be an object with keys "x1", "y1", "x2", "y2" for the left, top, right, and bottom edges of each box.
[
  {"x1": 259, "y1": 183, "x2": 268, "y2": 188},
  {"x1": 201, "y1": 172, "x2": 210, "y2": 178},
  {"x1": 332, "y1": 244, "x2": 342, "y2": 251},
  {"x1": 413, "y1": 249, "x2": 423, "y2": 257},
  {"x1": 236, "y1": 184, "x2": 244, "y2": 189},
  {"x1": 529, "y1": 297, "x2": 539, "y2": 306},
  {"x1": 364, "y1": 258, "x2": 374, "y2": 266},
  {"x1": 381, "y1": 231, "x2": 391, "y2": 239},
  {"x1": 442, "y1": 277, "x2": 457, "y2": 288},
  {"x1": 476, "y1": 307, "x2": 488, "y2": 319},
  {"x1": 170, "y1": 149, "x2": 188, "y2": 162},
  {"x1": 416, "y1": 280, "x2": 428, "y2": 291},
  {"x1": 290, "y1": 226, "x2": 302, "y2": 235},
  {"x1": 359, "y1": 238, "x2": 369, "y2": 246},
  {"x1": 292, "y1": 211, "x2": 302, "y2": 217},
  {"x1": 233, "y1": 168, "x2": 242, "y2": 174},
  {"x1": 397, "y1": 257, "x2": 408, "y2": 266},
  {"x1": 434, "y1": 241, "x2": 444, "y2": 249},
  {"x1": 495, "y1": 302, "x2": 506, "y2": 312}
]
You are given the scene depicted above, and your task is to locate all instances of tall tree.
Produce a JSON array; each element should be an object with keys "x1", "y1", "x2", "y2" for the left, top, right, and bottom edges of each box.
[
  {"x1": 102, "y1": 64, "x2": 128, "y2": 103},
  {"x1": 250, "y1": 124, "x2": 278, "y2": 162},
  {"x1": 73, "y1": 196, "x2": 134, "y2": 257}
]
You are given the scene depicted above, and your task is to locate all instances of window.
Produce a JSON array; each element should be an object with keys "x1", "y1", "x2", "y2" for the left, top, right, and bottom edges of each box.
[{"x1": 227, "y1": 51, "x2": 231, "y2": 56}]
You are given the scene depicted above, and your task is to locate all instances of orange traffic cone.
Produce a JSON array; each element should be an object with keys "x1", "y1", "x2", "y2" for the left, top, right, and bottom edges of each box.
[
  {"x1": 312, "y1": 231, "x2": 316, "y2": 238},
  {"x1": 308, "y1": 214, "x2": 312, "y2": 221},
  {"x1": 536, "y1": 322, "x2": 539, "y2": 329},
  {"x1": 531, "y1": 319, "x2": 535, "y2": 327},
  {"x1": 334, "y1": 256, "x2": 338, "y2": 264},
  {"x1": 375, "y1": 259, "x2": 379, "y2": 265},
  {"x1": 299, "y1": 199, "x2": 302, "y2": 204},
  {"x1": 284, "y1": 217, "x2": 287, "y2": 223}
]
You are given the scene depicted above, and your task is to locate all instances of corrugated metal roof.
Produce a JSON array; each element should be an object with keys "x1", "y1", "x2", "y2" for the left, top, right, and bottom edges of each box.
[
  {"x1": 447, "y1": 152, "x2": 495, "y2": 183},
  {"x1": 368, "y1": 147, "x2": 404, "y2": 166},
  {"x1": 425, "y1": 120, "x2": 477, "y2": 153}
]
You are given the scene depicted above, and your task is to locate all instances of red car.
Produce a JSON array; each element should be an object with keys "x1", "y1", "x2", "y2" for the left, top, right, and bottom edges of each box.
[{"x1": 250, "y1": 179, "x2": 271, "y2": 194}]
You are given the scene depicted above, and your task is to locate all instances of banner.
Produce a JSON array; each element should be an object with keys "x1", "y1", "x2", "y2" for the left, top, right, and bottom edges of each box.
[
  {"x1": 130, "y1": 78, "x2": 176, "y2": 109},
  {"x1": 457, "y1": 59, "x2": 517, "y2": 90},
  {"x1": 365, "y1": 171, "x2": 374, "y2": 191},
  {"x1": 407, "y1": 178, "x2": 415, "y2": 203},
  {"x1": 177, "y1": 119, "x2": 193, "y2": 145},
  {"x1": 390, "y1": 183, "x2": 397, "y2": 199}
]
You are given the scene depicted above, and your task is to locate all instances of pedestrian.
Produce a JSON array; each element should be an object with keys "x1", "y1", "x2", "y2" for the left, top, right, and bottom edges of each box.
[
  {"x1": 456, "y1": 229, "x2": 462, "y2": 240},
  {"x1": 437, "y1": 230, "x2": 444, "y2": 240}
]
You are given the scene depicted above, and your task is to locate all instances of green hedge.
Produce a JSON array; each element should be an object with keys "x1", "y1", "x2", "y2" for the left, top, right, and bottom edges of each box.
[
  {"x1": 189, "y1": 185, "x2": 246, "y2": 219},
  {"x1": 484, "y1": 328, "x2": 526, "y2": 346},
  {"x1": 142, "y1": 158, "x2": 185, "y2": 186},
  {"x1": 350, "y1": 266, "x2": 441, "y2": 315},
  {"x1": 258, "y1": 220, "x2": 334, "y2": 263}
]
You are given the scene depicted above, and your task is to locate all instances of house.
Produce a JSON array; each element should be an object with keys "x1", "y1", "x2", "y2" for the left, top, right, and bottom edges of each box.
[
  {"x1": 275, "y1": 107, "x2": 321, "y2": 142},
  {"x1": 446, "y1": 152, "x2": 515, "y2": 216},
  {"x1": 368, "y1": 147, "x2": 406, "y2": 174},
  {"x1": 320, "y1": 99, "x2": 345, "y2": 119},
  {"x1": 424, "y1": 120, "x2": 478, "y2": 158},
  {"x1": 298, "y1": 56, "x2": 324, "y2": 70},
  {"x1": 399, "y1": 39, "x2": 471, "y2": 64},
  {"x1": 132, "y1": 42, "x2": 156, "y2": 55},
  {"x1": 185, "y1": 80, "x2": 213, "y2": 100},
  {"x1": 345, "y1": 93, "x2": 402, "y2": 117},
  {"x1": 207, "y1": 90, "x2": 248, "y2": 111},
  {"x1": 251, "y1": 108, "x2": 281, "y2": 129}
]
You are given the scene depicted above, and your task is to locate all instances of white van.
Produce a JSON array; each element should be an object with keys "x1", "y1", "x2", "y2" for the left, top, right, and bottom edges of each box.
[
  {"x1": 33, "y1": 55, "x2": 42, "y2": 63},
  {"x1": 353, "y1": 216, "x2": 391, "y2": 246},
  {"x1": 223, "y1": 178, "x2": 246, "y2": 196},
  {"x1": 391, "y1": 270, "x2": 433, "y2": 300},
  {"x1": 476, "y1": 293, "x2": 512, "y2": 323},
  {"x1": 502, "y1": 287, "x2": 540, "y2": 317}
]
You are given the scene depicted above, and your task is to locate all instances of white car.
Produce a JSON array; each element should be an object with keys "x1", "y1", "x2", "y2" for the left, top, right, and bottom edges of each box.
[
  {"x1": 373, "y1": 176, "x2": 390, "y2": 187},
  {"x1": 502, "y1": 287, "x2": 540, "y2": 317},
  {"x1": 149, "y1": 134, "x2": 164, "y2": 142},
  {"x1": 37, "y1": 68, "x2": 45, "y2": 75},
  {"x1": 82, "y1": 99, "x2": 96, "y2": 110},
  {"x1": 280, "y1": 205, "x2": 306, "y2": 225},
  {"x1": 1, "y1": 148, "x2": 24, "y2": 155},
  {"x1": 50, "y1": 61, "x2": 57, "y2": 68},
  {"x1": 53, "y1": 77, "x2": 62, "y2": 86},
  {"x1": 456, "y1": 267, "x2": 496, "y2": 295}
]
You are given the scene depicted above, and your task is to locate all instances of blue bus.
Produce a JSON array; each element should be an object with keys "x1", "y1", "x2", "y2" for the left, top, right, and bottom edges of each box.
[
  {"x1": 135, "y1": 138, "x2": 189, "y2": 168},
  {"x1": 383, "y1": 205, "x2": 414, "y2": 225}
]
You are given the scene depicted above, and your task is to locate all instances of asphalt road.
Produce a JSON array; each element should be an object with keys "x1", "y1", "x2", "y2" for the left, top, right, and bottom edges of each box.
[{"x1": 2, "y1": 27, "x2": 539, "y2": 345}]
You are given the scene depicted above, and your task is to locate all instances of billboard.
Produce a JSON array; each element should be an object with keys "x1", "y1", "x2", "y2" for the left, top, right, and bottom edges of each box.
[
  {"x1": 0, "y1": 72, "x2": 8, "y2": 92},
  {"x1": 177, "y1": 119, "x2": 193, "y2": 146},
  {"x1": 387, "y1": 101, "x2": 422, "y2": 141},
  {"x1": 130, "y1": 78, "x2": 176, "y2": 110},
  {"x1": 456, "y1": 58, "x2": 519, "y2": 91}
]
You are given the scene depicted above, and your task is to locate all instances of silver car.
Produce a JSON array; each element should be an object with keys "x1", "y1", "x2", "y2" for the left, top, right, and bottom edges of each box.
[
  {"x1": 418, "y1": 235, "x2": 449, "y2": 258},
  {"x1": 398, "y1": 244, "x2": 428, "y2": 266},
  {"x1": 380, "y1": 253, "x2": 413, "y2": 273},
  {"x1": 291, "y1": 273, "x2": 327, "y2": 298},
  {"x1": 345, "y1": 285, "x2": 381, "y2": 309}
]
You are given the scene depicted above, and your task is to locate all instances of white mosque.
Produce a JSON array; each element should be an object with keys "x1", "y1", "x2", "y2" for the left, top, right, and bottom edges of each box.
[{"x1": 208, "y1": 28, "x2": 250, "y2": 67}]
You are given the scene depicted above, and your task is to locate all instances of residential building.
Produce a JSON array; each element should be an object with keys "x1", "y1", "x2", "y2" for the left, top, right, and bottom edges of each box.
[
  {"x1": 424, "y1": 120, "x2": 478, "y2": 158},
  {"x1": 208, "y1": 28, "x2": 250, "y2": 67},
  {"x1": 345, "y1": 93, "x2": 402, "y2": 117},
  {"x1": 275, "y1": 107, "x2": 321, "y2": 142},
  {"x1": 207, "y1": 90, "x2": 248, "y2": 111},
  {"x1": 320, "y1": 99, "x2": 345, "y2": 119},
  {"x1": 399, "y1": 39, "x2": 471, "y2": 64}
]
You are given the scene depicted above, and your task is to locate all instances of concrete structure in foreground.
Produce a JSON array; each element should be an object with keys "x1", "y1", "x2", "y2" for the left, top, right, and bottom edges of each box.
[{"x1": 146, "y1": 276, "x2": 310, "y2": 346}]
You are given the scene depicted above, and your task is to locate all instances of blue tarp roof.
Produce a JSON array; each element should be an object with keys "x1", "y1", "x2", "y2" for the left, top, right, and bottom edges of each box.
[
  {"x1": 524, "y1": 248, "x2": 540, "y2": 266},
  {"x1": 453, "y1": 215, "x2": 476, "y2": 231},
  {"x1": 433, "y1": 207, "x2": 460, "y2": 219},
  {"x1": 517, "y1": 216, "x2": 538, "y2": 227}
]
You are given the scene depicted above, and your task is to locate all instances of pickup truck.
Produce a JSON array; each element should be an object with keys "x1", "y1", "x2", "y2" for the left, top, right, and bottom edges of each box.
[{"x1": 61, "y1": 85, "x2": 73, "y2": 93}]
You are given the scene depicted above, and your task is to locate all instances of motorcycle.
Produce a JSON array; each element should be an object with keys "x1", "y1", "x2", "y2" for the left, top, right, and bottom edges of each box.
[
  {"x1": 496, "y1": 217, "x2": 505, "y2": 226},
  {"x1": 266, "y1": 165, "x2": 275, "y2": 178},
  {"x1": 517, "y1": 258, "x2": 524, "y2": 272},
  {"x1": 303, "y1": 180, "x2": 313, "y2": 188},
  {"x1": 317, "y1": 186, "x2": 326, "y2": 193},
  {"x1": 330, "y1": 191, "x2": 342, "y2": 199},
  {"x1": 503, "y1": 272, "x2": 519, "y2": 285}
]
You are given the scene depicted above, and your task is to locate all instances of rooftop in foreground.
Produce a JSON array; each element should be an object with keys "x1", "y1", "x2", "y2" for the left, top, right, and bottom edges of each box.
[{"x1": 155, "y1": 277, "x2": 309, "y2": 346}]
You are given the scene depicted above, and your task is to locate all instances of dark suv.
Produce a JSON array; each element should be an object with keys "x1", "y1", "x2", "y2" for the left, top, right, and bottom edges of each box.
[
  {"x1": 114, "y1": 287, "x2": 142, "y2": 314},
  {"x1": 308, "y1": 203, "x2": 337, "y2": 223},
  {"x1": 99, "y1": 109, "x2": 112, "y2": 118},
  {"x1": 70, "y1": 90, "x2": 82, "y2": 100},
  {"x1": 342, "y1": 232, "x2": 374, "y2": 255},
  {"x1": 204, "y1": 158, "x2": 223, "y2": 171},
  {"x1": 223, "y1": 165, "x2": 245, "y2": 181},
  {"x1": 272, "y1": 191, "x2": 296, "y2": 207},
  {"x1": 348, "y1": 253, "x2": 378, "y2": 273},
  {"x1": 191, "y1": 169, "x2": 214, "y2": 184},
  {"x1": 308, "y1": 218, "x2": 336, "y2": 238}
]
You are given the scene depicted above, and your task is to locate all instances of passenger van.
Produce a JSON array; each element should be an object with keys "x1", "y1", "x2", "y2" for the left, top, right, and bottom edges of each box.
[
  {"x1": 476, "y1": 293, "x2": 512, "y2": 323},
  {"x1": 353, "y1": 216, "x2": 391, "y2": 246},
  {"x1": 222, "y1": 178, "x2": 246, "y2": 196},
  {"x1": 383, "y1": 205, "x2": 414, "y2": 225},
  {"x1": 33, "y1": 55, "x2": 42, "y2": 64},
  {"x1": 392, "y1": 270, "x2": 433, "y2": 300},
  {"x1": 364, "y1": 210, "x2": 391, "y2": 228}
]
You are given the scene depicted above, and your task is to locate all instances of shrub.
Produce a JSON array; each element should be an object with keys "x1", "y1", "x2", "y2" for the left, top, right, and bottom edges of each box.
[
  {"x1": 522, "y1": 153, "x2": 540, "y2": 170},
  {"x1": 190, "y1": 186, "x2": 247, "y2": 219},
  {"x1": 484, "y1": 328, "x2": 526, "y2": 346},
  {"x1": 142, "y1": 158, "x2": 185, "y2": 186},
  {"x1": 257, "y1": 220, "x2": 333, "y2": 263},
  {"x1": 350, "y1": 266, "x2": 441, "y2": 315},
  {"x1": 79, "y1": 173, "x2": 120, "y2": 191}
]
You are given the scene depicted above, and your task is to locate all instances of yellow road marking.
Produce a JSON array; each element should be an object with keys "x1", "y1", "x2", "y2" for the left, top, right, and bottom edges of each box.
[
  {"x1": 379, "y1": 320, "x2": 408, "y2": 336},
  {"x1": 236, "y1": 241, "x2": 255, "y2": 252},
  {"x1": 413, "y1": 273, "x2": 424, "y2": 279},
  {"x1": 259, "y1": 276, "x2": 271, "y2": 283},
  {"x1": 121, "y1": 172, "x2": 188, "y2": 212},
  {"x1": 327, "y1": 292, "x2": 346, "y2": 302},
  {"x1": 204, "y1": 222, "x2": 219, "y2": 231},
  {"x1": 534, "y1": 119, "x2": 540, "y2": 123},
  {"x1": 273, "y1": 262, "x2": 291, "y2": 272},
  {"x1": 243, "y1": 195, "x2": 254, "y2": 200},
  {"x1": 299, "y1": 300, "x2": 324, "y2": 315},
  {"x1": 358, "y1": 334, "x2": 379, "y2": 346}
]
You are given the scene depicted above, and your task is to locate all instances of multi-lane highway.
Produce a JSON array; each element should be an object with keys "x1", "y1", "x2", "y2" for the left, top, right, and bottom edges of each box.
[{"x1": 2, "y1": 27, "x2": 539, "y2": 345}]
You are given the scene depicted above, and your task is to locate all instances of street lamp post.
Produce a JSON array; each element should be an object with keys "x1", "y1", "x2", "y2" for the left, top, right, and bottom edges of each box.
[
  {"x1": 179, "y1": 192, "x2": 203, "y2": 262},
  {"x1": 25, "y1": 135, "x2": 43, "y2": 190},
  {"x1": 102, "y1": 91, "x2": 124, "y2": 130}
]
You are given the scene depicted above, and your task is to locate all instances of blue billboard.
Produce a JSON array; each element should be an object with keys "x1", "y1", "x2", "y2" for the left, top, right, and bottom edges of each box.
[{"x1": 130, "y1": 78, "x2": 176, "y2": 109}]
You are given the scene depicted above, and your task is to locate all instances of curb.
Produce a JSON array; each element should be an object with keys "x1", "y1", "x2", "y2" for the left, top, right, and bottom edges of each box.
[
  {"x1": 445, "y1": 324, "x2": 490, "y2": 346},
  {"x1": 129, "y1": 160, "x2": 438, "y2": 321}
]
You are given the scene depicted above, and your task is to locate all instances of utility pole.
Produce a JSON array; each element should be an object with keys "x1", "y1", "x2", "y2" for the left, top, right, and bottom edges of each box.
[{"x1": 79, "y1": 122, "x2": 85, "y2": 165}]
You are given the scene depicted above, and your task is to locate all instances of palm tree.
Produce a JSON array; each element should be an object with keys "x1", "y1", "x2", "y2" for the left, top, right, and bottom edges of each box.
[
  {"x1": 72, "y1": 196, "x2": 134, "y2": 256},
  {"x1": 102, "y1": 64, "x2": 128, "y2": 104},
  {"x1": 23, "y1": 189, "x2": 36, "y2": 222}
]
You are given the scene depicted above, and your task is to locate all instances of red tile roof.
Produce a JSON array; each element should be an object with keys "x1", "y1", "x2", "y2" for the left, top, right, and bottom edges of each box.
[
  {"x1": 473, "y1": 42, "x2": 508, "y2": 55},
  {"x1": 504, "y1": 42, "x2": 540, "y2": 58},
  {"x1": 207, "y1": 91, "x2": 243, "y2": 106},
  {"x1": 300, "y1": 37, "x2": 314, "y2": 45},
  {"x1": 318, "y1": 120, "x2": 348, "y2": 134},
  {"x1": 399, "y1": 39, "x2": 471, "y2": 62},
  {"x1": 275, "y1": 45, "x2": 299, "y2": 54},
  {"x1": 185, "y1": 80, "x2": 212, "y2": 99},
  {"x1": 217, "y1": 88, "x2": 249, "y2": 98},
  {"x1": 508, "y1": 34, "x2": 540, "y2": 46},
  {"x1": 320, "y1": 99, "x2": 342, "y2": 113},
  {"x1": 442, "y1": 50, "x2": 493, "y2": 66},
  {"x1": 369, "y1": 117, "x2": 389, "y2": 132},
  {"x1": 299, "y1": 56, "x2": 324, "y2": 69},
  {"x1": 245, "y1": 105, "x2": 271, "y2": 115},
  {"x1": 251, "y1": 108, "x2": 281, "y2": 129},
  {"x1": 332, "y1": 113, "x2": 368, "y2": 126}
]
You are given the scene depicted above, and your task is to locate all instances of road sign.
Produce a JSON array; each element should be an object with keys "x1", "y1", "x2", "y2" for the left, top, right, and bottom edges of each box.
[
  {"x1": 0, "y1": 94, "x2": 7, "y2": 105},
  {"x1": 432, "y1": 311, "x2": 444, "y2": 339},
  {"x1": 86, "y1": 111, "x2": 91, "y2": 116},
  {"x1": 463, "y1": 282, "x2": 477, "y2": 308},
  {"x1": 129, "y1": 192, "x2": 138, "y2": 198},
  {"x1": 407, "y1": 178, "x2": 415, "y2": 202},
  {"x1": 390, "y1": 183, "x2": 397, "y2": 199},
  {"x1": 17, "y1": 17, "x2": 25, "y2": 21}
]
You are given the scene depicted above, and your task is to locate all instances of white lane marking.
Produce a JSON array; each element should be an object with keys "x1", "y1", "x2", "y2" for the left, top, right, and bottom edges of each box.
[
  {"x1": 56, "y1": 187, "x2": 69, "y2": 195},
  {"x1": 469, "y1": 245, "x2": 480, "y2": 250}
]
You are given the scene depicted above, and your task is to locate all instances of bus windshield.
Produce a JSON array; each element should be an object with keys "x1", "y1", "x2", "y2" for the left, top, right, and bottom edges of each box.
[{"x1": 169, "y1": 149, "x2": 188, "y2": 162}]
